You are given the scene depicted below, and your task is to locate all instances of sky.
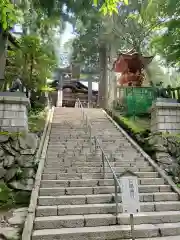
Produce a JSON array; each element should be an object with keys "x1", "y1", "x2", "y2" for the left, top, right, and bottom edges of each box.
[
  {"x1": 12, "y1": 22, "x2": 74, "y2": 43},
  {"x1": 61, "y1": 22, "x2": 75, "y2": 46}
]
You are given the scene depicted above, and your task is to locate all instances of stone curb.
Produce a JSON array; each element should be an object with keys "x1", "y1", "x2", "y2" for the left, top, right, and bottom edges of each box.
[
  {"x1": 21, "y1": 107, "x2": 54, "y2": 240},
  {"x1": 103, "y1": 109, "x2": 180, "y2": 198}
]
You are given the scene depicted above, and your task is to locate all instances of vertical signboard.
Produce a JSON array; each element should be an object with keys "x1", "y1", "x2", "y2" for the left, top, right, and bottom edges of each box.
[{"x1": 120, "y1": 170, "x2": 140, "y2": 214}]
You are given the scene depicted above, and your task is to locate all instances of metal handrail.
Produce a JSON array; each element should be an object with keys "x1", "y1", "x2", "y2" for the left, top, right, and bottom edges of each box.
[{"x1": 75, "y1": 98, "x2": 121, "y2": 218}]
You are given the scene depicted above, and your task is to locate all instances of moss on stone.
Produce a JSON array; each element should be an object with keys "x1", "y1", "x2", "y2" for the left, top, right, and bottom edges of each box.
[
  {"x1": 0, "y1": 131, "x2": 25, "y2": 137},
  {"x1": 0, "y1": 183, "x2": 30, "y2": 209},
  {"x1": 0, "y1": 183, "x2": 12, "y2": 203}
]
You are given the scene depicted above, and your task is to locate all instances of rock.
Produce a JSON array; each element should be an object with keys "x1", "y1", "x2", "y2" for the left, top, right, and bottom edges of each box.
[
  {"x1": 20, "y1": 149, "x2": 37, "y2": 155},
  {"x1": 0, "y1": 135, "x2": 9, "y2": 143},
  {"x1": 155, "y1": 152, "x2": 173, "y2": 165},
  {"x1": 13, "y1": 191, "x2": 31, "y2": 204},
  {"x1": 9, "y1": 178, "x2": 34, "y2": 191},
  {"x1": 0, "y1": 148, "x2": 5, "y2": 163},
  {"x1": 2, "y1": 143, "x2": 17, "y2": 156},
  {"x1": 3, "y1": 155, "x2": 15, "y2": 168},
  {"x1": 21, "y1": 168, "x2": 35, "y2": 178},
  {"x1": 153, "y1": 144, "x2": 168, "y2": 152},
  {"x1": 0, "y1": 166, "x2": 6, "y2": 179},
  {"x1": 147, "y1": 133, "x2": 167, "y2": 147},
  {"x1": 8, "y1": 208, "x2": 28, "y2": 226},
  {"x1": 0, "y1": 148, "x2": 4, "y2": 157},
  {"x1": 167, "y1": 141, "x2": 178, "y2": 156},
  {"x1": 18, "y1": 133, "x2": 38, "y2": 154},
  {"x1": 16, "y1": 155, "x2": 35, "y2": 168},
  {"x1": 10, "y1": 137, "x2": 20, "y2": 152},
  {"x1": 0, "y1": 156, "x2": 5, "y2": 163},
  {"x1": 0, "y1": 227, "x2": 19, "y2": 240},
  {"x1": 4, "y1": 167, "x2": 18, "y2": 182},
  {"x1": 13, "y1": 207, "x2": 28, "y2": 214}
]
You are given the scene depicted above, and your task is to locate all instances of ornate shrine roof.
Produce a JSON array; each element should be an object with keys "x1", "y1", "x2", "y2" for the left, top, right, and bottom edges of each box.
[{"x1": 114, "y1": 49, "x2": 154, "y2": 73}]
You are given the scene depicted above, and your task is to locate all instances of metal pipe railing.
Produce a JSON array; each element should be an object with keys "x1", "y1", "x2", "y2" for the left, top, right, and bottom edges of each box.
[{"x1": 75, "y1": 98, "x2": 121, "y2": 218}]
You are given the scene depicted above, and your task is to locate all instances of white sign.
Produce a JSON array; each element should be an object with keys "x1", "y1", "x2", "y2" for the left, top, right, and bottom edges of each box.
[{"x1": 120, "y1": 175, "x2": 140, "y2": 213}]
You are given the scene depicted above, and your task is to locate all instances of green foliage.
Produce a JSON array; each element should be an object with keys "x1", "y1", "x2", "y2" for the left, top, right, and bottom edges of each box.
[
  {"x1": 152, "y1": 19, "x2": 180, "y2": 67},
  {"x1": 32, "y1": 0, "x2": 128, "y2": 19},
  {"x1": 0, "y1": 131, "x2": 24, "y2": 137},
  {"x1": 118, "y1": 116, "x2": 148, "y2": 133},
  {"x1": 28, "y1": 108, "x2": 47, "y2": 133},
  {"x1": 41, "y1": 85, "x2": 56, "y2": 92},
  {"x1": 72, "y1": 15, "x2": 100, "y2": 68},
  {"x1": 0, "y1": 181, "x2": 30, "y2": 209},
  {"x1": 94, "y1": 0, "x2": 128, "y2": 15},
  {"x1": 6, "y1": 35, "x2": 57, "y2": 91},
  {"x1": 0, "y1": 0, "x2": 17, "y2": 30},
  {"x1": 72, "y1": 0, "x2": 162, "y2": 70},
  {"x1": 0, "y1": 182, "x2": 12, "y2": 203},
  {"x1": 150, "y1": 0, "x2": 180, "y2": 67},
  {"x1": 107, "y1": 110, "x2": 150, "y2": 134}
]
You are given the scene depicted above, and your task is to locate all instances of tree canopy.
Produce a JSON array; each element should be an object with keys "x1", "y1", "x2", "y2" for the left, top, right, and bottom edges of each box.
[
  {"x1": 1, "y1": 0, "x2": 180, "y2": 94},
  {"x1": 150, "y1": 0, "x2": 180, "y2": 67}
]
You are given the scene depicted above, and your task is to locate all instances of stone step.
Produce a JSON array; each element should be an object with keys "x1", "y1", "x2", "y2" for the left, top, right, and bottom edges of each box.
[
  {"x1": 34, "y1": 211, "x2": 180, "y2": 230},
  {"x1": 48, "y1": 145, "x2": 84, "y2": 152},
  {"x1": 42, "y1": 172, "x2": 159, "y2": 180},
  {"x1": 136, "y1": 237, "x2": 180, "y2": 240},
  {"x1": 44, "y1": 161, "x2": 150, "y2": 168},
  {"x1": 40, "y1": 178, "x2": 165, "y2": 188},
  {"x1": 45, "y1": 159, "x2": 146, "y2": 164},
  {"x1": 39, "y1": 185, "x2": 171, "y2": 196},
  {"x1": 36, "y1": 201, "x2": 180, "y2": 216},
  {"x1": 43, "y1": 166, "x2": 154, "y2": 174},
  {"x1": 37, "y1": 192, "x2": 178, "y2": 207},
  {"x1": 45, "y1": 156, "x2": 90, "y2": 161},
  {"x1": 32, "y1": 222, "x2": 180, "y2": 240}
]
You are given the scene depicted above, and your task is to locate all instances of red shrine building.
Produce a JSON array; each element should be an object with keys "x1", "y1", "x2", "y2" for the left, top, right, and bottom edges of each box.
[{"x1": 113, "y1": 49, "x2": 154, "y2": 87}]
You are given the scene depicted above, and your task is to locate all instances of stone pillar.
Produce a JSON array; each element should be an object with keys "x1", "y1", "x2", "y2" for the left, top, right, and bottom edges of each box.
[
  {"x1": 0, "y1": 92, "x2": 30, "y2": 132},
  {"x1": 151, "y1": 99, "x2": 180, "y2": 134},
  {"x1": 88, "y1": 80, "x2": 92, "y2": 107},
  {"x1": 57, "y1": 74, "x2": 63, "y2": 107}
]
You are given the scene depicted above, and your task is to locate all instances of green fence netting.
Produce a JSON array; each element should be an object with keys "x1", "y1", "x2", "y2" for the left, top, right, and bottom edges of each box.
[{"x1": 116, "y1": 87, "x2": 157, "y2": 116}]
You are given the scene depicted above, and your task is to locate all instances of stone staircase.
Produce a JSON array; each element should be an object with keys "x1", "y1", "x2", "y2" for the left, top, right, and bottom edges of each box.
[{"x1": 31, "y1": 107, "x2": 180, "y2": 240}]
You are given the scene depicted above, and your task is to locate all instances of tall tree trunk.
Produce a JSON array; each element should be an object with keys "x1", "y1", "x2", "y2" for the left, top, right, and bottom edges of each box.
[
  {"x1": 108, "y1": 43, "x2": 117, "y2": 109},
  {"x1": 98, "y1": 43, "x2": 108, "y2": 109},
  {"x1": 0, "y1": 33, "x2": 8, "y2": 90},
  {"x1": 30, "y1": 54, "x2": 34, "y2": 83}
]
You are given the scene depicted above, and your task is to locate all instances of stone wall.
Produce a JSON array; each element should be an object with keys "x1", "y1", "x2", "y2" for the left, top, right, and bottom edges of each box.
[
  {"x1": 0, "y1": 133, "x2": 38, "y2": 205},
  {"x1": 147, "y1": 133, "x2": 180, "y2": 182},
  {"x1": 151, "y1": 100, "x2": 180, "y2": 134},
  {"x1": 0, "y1": 93, "x2": 30, "y2": 132}
]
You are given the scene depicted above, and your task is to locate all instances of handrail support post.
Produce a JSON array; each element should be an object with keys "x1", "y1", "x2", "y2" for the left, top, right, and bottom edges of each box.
[
  {"x1": 102, "y1": 152, "x2": 105, "y2": 178},
  {"x1": 114, "y1": 176, "x2": 118, "y2": 220}
]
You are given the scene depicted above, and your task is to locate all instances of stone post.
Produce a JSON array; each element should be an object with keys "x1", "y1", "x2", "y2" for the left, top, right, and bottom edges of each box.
[
  {"x1": 88, "y1": 80, "x2": 93, "y2": 107},
  {"x1": 151, "y1": 99, "x2": 180, "y2": 134},
  {"x1": 57, "y1": 74, "x2": 63, "y2": 107},
  {"x1": 0, "y1": 92, "x2": 30, "y2": 132}
]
